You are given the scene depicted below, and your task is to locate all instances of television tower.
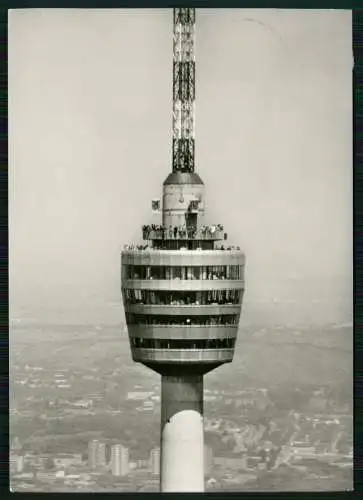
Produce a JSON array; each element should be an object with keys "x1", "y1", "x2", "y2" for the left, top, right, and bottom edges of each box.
[{"x1": 121, "y1": 8, "x2": 245, "y2": 492}]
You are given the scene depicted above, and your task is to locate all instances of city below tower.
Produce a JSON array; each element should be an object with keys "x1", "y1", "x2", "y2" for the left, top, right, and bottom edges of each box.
[{"x1": 121, "y1": 7, "x2": 246, "y2": 493}]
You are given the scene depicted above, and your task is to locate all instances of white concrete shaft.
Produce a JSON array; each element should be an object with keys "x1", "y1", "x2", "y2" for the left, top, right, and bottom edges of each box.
[
  {"x1": 161, "y1": 408, "x2": 204, "y2": 492},
  {"x1": 160, "y1": 373, "x2": 204, "y2": 492}
]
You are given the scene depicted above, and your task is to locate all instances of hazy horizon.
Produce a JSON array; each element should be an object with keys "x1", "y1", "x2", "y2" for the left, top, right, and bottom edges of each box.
[{"x1": 9, "y1": 9, "x2": 352, "y2": 326}]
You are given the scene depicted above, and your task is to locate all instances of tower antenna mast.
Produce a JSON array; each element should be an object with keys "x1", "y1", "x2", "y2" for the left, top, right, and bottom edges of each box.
[{"x1": 172, "y1": 8, "x2": 196, "y2": 173}]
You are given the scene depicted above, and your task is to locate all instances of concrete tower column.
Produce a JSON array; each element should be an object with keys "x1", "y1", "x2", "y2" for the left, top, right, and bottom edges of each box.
[
  {"x1": 162, "y1": 173, "x2": 205, "y2": 229},
  {"x1": 160, "y1": 373, "x2": 204, "y2": 492}
]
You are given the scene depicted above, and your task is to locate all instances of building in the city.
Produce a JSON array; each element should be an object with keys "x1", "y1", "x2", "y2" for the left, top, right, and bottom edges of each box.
[
  {"x1": 204, "y1": 445, "x2": 213, "y2": 474},
  {"x1": 135, "y1": 458, "x2": 148, "y2": 469},
  {"x1": 111, "y1": 444, "x2": 129, "y2": 477},
  {"x1": 127, "y1": 391, "x2": 154, "y2": 400},
  {"x1": 53, "y1": 453, "x2": 83, "y2": 469},
  {"x1": 97, "y1": 442, "x2": 106, "y2": 468},
  {"x1": 10, "y1": 454, "x2": 24, "y2": 474},
  {"x1": 88, "y1": 440, "x2": 99, "y2": 469},
  {"x1": 36, "y1": 470, "x2": 65, "y2": 482},
  {"x1": 11, "y1": 437, "x2": 22, "y2": 451},
  {"x1": 214, "y1": 456, "x2": 247, "y2": 471},
  {"x1": 121, "y1": 8, "x2": 245, "y2": 493},
  {"x1": 88, "y1": 440, "x2": 107, "y2": 469},
  {"x1": 149, "y1": 447, "x2": 160, "y2": 476}
]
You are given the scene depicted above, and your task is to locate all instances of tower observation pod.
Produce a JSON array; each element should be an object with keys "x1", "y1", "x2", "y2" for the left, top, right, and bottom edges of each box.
[{"x1": 121, "y1": 8, "x2": 245, "y2": 493}]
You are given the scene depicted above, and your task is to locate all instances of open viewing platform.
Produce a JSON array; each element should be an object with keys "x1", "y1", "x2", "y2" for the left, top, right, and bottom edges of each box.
[
  {"x1": 122, "y1": 247, "x2": 244, "y2": 255},
  {"x1": 142, "y1": 224, "x2": 226, "y2": 241}
]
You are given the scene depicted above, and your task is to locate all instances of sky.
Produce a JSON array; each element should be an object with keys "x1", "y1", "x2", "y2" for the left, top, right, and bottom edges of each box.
[{"x1": 9, "y1": 9, "x2": 352, "y2": 325}]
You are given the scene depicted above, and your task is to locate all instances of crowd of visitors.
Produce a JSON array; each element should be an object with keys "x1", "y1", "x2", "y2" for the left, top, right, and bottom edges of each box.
[
  {"x1": 123, "y1": 243, "x2": 241, "y2": 251},
  {"x1": 216, "y1": 245, "x2": 241, "y2": 251},
  {"x1": 142, "y1": 224, "x2": 225, "y2": 240},
  {"x1": 123, "y1": 244, "x2": 150, "y2": 251}
]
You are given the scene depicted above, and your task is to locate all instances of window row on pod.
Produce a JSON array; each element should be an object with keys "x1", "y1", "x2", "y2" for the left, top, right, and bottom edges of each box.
[
  {"x1": 152, "y1": 241, "x2": 215, "y2": 250},
  {"x1": 126, "y1": 313, "x2": 239, "y2": 326},
  {"x1": 123, "y1": 289, "x2": 243, "y2": 305},
  {"x1": 124, "y1": 265, "x2": 243, "y2": 280},
  {"x1": 131, "y1": 337, "x2": 236, "y2": 350}
]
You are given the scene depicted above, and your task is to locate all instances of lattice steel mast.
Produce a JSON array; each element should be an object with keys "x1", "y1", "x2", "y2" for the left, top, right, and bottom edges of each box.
[{"x1": 172, "y1": 8, "x2": 196, "y2": 173}]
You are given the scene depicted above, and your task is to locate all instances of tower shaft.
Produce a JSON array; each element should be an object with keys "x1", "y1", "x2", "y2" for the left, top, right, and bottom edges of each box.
[
  {"x1": 172, "y1": 8, "x2": 196, "y2": 173},
  {"x1": 160, "y1": 374, "x2": 204, "y2": 492}
]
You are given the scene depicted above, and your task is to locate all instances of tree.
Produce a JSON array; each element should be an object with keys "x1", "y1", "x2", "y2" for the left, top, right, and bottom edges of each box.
[{"x1": 45, "y1": 457, "x2": 54, "y2": 470}]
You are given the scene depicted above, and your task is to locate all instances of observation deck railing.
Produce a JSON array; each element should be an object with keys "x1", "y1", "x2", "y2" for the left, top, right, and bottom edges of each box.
[{"x1": 123, "y1": 246, "x2": 242, "y2": 252}]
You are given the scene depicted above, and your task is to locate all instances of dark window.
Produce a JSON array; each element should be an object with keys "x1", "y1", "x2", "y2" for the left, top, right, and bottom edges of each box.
[
  {"x1": 130, "y1": 337, "x2": 236, "y2": 349},
  {"x1": 122, "y1": 289, "x2": 242, "y2": 305},
  {"x1": 125, "y1": 265, "x2": 241, "y2": 280},
  {"x1": 173, "y1": 267, "x2": 182, "y2": 280},
  {"x1": 126, "y1": 313, "x2": 239, "y2": 326}
]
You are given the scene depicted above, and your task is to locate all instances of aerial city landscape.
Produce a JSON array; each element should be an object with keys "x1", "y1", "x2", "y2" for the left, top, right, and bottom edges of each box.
[{"x1": 10, "y1": 315, "x2": 353, "y2": 492}]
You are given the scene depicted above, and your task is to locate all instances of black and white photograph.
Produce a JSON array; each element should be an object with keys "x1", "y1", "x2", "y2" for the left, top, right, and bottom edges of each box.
[{"x1": 9, "y1": 8, "x2": 352, "y2": 492}]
